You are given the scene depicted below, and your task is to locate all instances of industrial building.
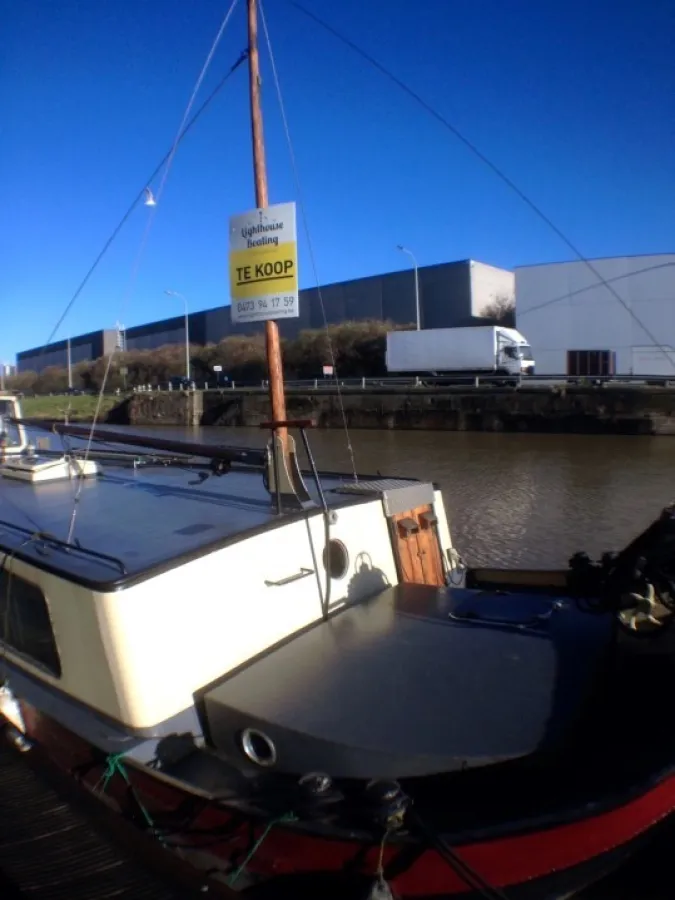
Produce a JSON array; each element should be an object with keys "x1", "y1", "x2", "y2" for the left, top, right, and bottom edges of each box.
[
  {"x1": 516, "y1": 253, "x2": 675, "y2": 377},
  {"x1": 17, "y1": 259, "x2": 513, "y2": 372},
  {"x1": 16, "y1": 329, "x2": 121, "y2": 376}
]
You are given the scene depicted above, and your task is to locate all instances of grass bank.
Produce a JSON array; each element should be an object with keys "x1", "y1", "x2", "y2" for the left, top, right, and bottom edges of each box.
[{"x1": 20, "y1": 394, "x2": 123, "y2": 422}]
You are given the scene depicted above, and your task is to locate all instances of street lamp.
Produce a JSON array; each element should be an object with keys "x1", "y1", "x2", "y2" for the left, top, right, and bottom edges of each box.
[
  {"x1": 66, "y1": 337, "x2": 73, "y2": 389},
  {"x1": 396, "y1": 244, "x2": 420, "y2": 330},
  {"x1": 164, "y1": 290, "x2": 190, "y2": 381}
]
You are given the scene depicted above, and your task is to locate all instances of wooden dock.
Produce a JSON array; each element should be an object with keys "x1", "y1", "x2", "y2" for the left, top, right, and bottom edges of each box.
[{"x1": 0, "y1": 731, "x2": 237, "y2": 899}]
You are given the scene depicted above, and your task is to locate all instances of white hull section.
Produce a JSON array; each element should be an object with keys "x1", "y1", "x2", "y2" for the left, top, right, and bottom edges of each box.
[{"x1": 0, "y1": 475, "x2": 455, "y2": 757}]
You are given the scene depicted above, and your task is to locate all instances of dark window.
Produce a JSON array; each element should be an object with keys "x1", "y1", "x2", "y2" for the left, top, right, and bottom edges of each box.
[
  {"x1": 567, "y1": 350, "x2": 616, "y2": 377},
  {"x1": 0, "y1": 567, "x2": 61, "y2": 676},
  {"x1": 0, "y1": 400, "x2": 24, "y2": 449}
]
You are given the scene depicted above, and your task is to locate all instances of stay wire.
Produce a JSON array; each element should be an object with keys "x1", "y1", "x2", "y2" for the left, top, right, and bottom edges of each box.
[
  {"x1": 41, "y1": 47, "x2": 248, "y2": 355},
  {"x1": 518, "y1": 260, "x2": 675, "y2": 368},
  {"x1": 407, "y1": 810, "x2": 510, "y2": 900},
  {"x1": 259, "y1": 0, "x2": 358, "y2": 481},
  {"x1": 67, "y1": 0, "x2": 243, "y2": 544},
  {"x1": 287, "y1": 1, "x2": 674, "y2": 369},
  {"x1": 87, "y1": 0, "x2": 241, "y2": 402}
]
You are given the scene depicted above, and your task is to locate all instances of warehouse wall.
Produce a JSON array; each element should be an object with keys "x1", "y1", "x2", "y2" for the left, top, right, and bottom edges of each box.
[
  {"x1": 16, "y1": 330, "x2": 112, "y2": 373},
  {"x1": 470, "y1": 261, "x2": 515, "y2": 317},
  {"x1": 516, "y1": 254, "x2": 675, "y2": 375},
  {"x1": 125, "y1": 317, "x2": 187, "y2": 353},
  {"x1": 129, "y1": 261, "x2": 483, "y2": 348},
  {"x1": 17, "y1": 260, "x2": 513, "y2": 366}
]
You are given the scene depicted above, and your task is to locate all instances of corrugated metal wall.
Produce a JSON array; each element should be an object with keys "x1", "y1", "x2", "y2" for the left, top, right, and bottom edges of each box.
[
  {"x1": 516, "y1": 254, "x2": 675, "y2": 375},
  {"x1": 470, "y1": 262, "x2": 515, "y2": 317},
  {"x1": 17, "y1": 260, "x2": 512, "y2": 367},
  {"x1": 17, "y1": 330, "x2": 108, "y2": 374}
]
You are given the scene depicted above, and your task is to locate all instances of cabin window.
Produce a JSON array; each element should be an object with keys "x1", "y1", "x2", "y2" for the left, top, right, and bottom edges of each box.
[{"x1": 0, "y1": 566, "x2": 61, "y2": 677}]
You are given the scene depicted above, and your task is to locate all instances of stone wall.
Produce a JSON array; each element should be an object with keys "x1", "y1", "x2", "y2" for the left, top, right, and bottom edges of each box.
[
  {"x1": 117, "y1": 386, "x2": 675, "y2": 435},
  {"x1": 125, "y1": 390, "x2": 202, "y2": 426}
]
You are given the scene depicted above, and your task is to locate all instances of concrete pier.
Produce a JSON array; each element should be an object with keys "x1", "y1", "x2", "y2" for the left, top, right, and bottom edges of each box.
[{"x1": 113, "y1": 385, "x2": 675, "y2": 436}]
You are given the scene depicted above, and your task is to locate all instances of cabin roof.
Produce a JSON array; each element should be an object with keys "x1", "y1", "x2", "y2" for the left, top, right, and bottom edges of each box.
[{"x1": 0, "y1": 459, "x2": 408, "y2": 590}]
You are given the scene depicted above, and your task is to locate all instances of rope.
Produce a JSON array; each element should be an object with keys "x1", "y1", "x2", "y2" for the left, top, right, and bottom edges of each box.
[
  {"x1": 96, "y1": 752, "x2": 162, "y2": 841},
  {"x1": 259, "y1": 0, "x2": 358, "y2": 482},
  {"x1": 227, "y1": 812, "x2": 297, "y2": 886}
]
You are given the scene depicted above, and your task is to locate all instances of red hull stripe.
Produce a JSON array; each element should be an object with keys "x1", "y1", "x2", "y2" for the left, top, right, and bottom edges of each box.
[
  {"x1": 15, "y1": 708, "x2": 675, "y2": 896},
  {"x1": 230, "y1": 774, "x2": 675, "y2": 894}
]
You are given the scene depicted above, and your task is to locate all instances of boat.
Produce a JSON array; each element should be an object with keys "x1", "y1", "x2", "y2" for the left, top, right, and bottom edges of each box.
[{"x1": 4, "y1": 3, "x2": 675, "y2": 897}]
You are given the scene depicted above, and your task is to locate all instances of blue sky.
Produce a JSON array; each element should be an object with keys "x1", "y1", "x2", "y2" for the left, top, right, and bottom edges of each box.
[{"x1": 2, "y1": 0, "x2": 673, "y2": 361}]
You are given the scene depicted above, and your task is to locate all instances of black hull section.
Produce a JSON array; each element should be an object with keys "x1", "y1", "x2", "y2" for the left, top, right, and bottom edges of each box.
[{"x1": 202, "y1": 584, "x2": 613, "y2": 779}]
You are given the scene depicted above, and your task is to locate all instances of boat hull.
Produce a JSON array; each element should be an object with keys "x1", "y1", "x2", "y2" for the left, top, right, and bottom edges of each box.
[{"x1": 8, "y1": 703, "x2": 675, "y2": 900}]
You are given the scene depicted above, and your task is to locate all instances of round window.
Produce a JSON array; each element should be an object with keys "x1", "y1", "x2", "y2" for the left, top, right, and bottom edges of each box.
[
  {"x1": 322, "y1": 539, "x2": 349, "y2": 580},
  {"x1": 240, "y1": 728, "x2": 277, "y2": 767}
]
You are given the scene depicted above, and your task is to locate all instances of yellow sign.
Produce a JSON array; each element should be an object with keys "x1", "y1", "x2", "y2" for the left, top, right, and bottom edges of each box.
[{"x1": 229, "y1": 202, "x2": 299, "y2": 323}]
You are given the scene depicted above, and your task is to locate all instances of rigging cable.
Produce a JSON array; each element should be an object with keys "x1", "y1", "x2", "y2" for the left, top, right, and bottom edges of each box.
[
  {"x1": 67, "y1": 0, "x2": 243, "y2": 544},
  {"x1": 517, "y1": 260, "x2": 675, "y2": 320},
  {"x1": 259, "y1": 0, "x2": 358, "y2": 482},
  {"x1": 286, "y1": 1, "x2": 675, "y2": 371},
  {"x1": 406, "y1": 808, "x2": 511, "y2": 900},
  {"x1": 39, "y1": 52, "x2": 248, "y2": 361}
]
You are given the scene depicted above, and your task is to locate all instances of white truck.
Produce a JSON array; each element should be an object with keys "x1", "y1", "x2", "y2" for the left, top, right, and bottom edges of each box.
[{"x1": 386, "y1": 326, "x2": 535, "y2": 382}]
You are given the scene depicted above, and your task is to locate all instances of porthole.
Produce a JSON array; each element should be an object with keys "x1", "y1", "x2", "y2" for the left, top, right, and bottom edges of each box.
[
  {"x1": 322, "y1": 539, "x2": 349, "y2": 580},
  {"x1": 240, "y1": 728, "x2": 277, "y2": 767}
]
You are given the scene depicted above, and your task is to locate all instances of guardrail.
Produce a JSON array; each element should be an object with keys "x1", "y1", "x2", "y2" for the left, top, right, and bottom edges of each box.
[{"x1": 26, "y1": 373, "x2": 675, "y2": 397}]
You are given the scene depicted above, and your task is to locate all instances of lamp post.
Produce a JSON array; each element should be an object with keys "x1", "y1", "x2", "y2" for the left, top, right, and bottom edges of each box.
[
  {"x1": 66, "y1": 337, "x2": 73, "y2": 389},
  {"x1": 164, "y1": 290, "x2": 190, "y2": 381},
  {"x1": 396, "y1": 245, "x2": 420, "y2": 330}
]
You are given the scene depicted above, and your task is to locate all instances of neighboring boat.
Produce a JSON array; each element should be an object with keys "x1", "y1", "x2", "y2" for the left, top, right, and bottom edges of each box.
[{"x1": 4, "y1": 3, "x2": 675, "y2": 898}]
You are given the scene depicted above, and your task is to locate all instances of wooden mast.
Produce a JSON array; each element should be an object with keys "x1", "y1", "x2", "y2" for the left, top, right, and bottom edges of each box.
[{"x1": 247, "y1": 0, "x2": 288, "y2": 448}]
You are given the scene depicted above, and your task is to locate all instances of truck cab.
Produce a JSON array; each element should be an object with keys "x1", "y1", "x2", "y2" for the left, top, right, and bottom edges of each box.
[{"x1": 496, "y1": 328, "x2": 535, "y2": 376}]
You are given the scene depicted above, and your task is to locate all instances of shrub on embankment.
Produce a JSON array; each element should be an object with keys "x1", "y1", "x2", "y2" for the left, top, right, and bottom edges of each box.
[{"x1": 8, "y1": 320, "x2": 411, "y2": 394}]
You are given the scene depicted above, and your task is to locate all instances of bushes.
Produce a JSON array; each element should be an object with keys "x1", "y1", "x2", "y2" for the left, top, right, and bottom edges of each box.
[{"x1": 7, "y1": 320, "x2": 413, "y2": 393}]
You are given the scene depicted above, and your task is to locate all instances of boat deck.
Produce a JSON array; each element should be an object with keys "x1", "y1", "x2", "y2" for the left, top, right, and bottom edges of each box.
[
  {"x1": 0, "y1": 733, "x2": 236, "y2": 899},
  {"x1": 203, "y1": 582, "x2": 614, "y2": 779},
  {"x1": 0, "y1": 454, "x2": 408, "y2": 588}
]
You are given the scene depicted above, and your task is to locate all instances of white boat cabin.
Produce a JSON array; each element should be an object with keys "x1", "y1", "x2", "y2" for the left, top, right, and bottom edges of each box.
[{"x1": 0, "y1": 394, "x2": 455, "y2": 766}]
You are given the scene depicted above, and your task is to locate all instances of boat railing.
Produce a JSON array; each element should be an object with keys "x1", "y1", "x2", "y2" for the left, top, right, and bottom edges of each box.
[{"x1": 0, "y1": 518, "x2": 128, "y2": 576}]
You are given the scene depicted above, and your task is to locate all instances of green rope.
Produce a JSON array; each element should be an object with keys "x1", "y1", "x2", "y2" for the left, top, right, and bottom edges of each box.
[
  {"x1": 99, "y1": 752, "x2": 163, "y2": 841},
  {"x1": 227, "y1": 813, "x2": 297, "y2": 887}
]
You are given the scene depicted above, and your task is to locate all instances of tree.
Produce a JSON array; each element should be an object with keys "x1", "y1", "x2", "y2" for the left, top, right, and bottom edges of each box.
[
  {"x1": 8, "y1": 320, "x2": 418, "y2": 393},
  {"x1": 481, "y1": 296, "x2": 516, "y2": 327}
]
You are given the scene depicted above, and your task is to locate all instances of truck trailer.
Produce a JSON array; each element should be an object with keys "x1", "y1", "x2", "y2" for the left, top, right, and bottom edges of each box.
[{"x1": 386, "y1": 326, "x2": 535, "y2": 381}]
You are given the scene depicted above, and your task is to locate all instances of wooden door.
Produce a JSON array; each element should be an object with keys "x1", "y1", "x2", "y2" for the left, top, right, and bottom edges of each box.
[{"x1": 391, "y1": 504, "x2": 445, "y2": 586}]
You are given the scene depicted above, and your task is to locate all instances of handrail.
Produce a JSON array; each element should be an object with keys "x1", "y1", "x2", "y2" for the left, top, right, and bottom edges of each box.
[
  {"x1": 0, "y1": 519, "x2": 128, "y2": 575},
  {"x1": 24, "y1": 374, "x2": 675, "y2": 397}
]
